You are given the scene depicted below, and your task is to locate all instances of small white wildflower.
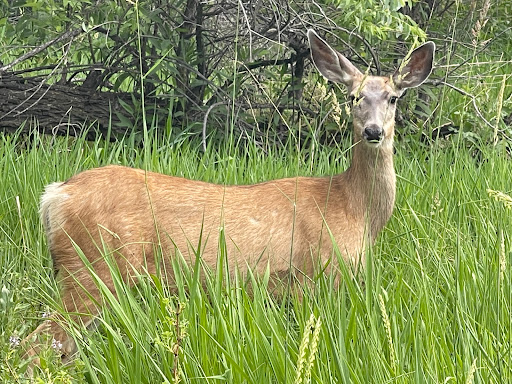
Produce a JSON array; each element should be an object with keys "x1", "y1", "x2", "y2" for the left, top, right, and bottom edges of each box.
[
  {"x1": 42, "y1": 311, "x2": 51, "y2": 319},
  {"x1": 51, "y1": 338, "x2": 63, "y2": 351},
  {"x1": 9, "y1": 335, "x2": 21, "y2": 348}
]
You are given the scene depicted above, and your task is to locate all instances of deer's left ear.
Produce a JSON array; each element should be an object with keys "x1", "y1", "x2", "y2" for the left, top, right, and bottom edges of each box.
[{"x1": 393, "y1": 42, "x2": 435, "y2": 90}]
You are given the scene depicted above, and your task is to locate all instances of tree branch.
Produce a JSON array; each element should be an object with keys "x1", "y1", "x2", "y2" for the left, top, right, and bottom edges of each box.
[
  {"x1": 430, "y1": 80, "x2": 493, "y2": 129},
  {"x1": 240, "y1": 50, "x2": 309, "y2": 72},
  {"x1": 0, "y1": 28, "x2": 83, "y2": 74}
]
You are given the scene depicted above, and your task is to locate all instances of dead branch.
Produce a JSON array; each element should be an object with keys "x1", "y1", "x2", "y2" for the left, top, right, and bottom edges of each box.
[{"x1": 0, "y1": 28, "x2": 83, "y2": 74}]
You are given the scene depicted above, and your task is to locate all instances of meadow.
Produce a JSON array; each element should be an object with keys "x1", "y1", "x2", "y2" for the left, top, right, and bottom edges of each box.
[{"x1": 0, "y1": 127, "x2": 510, "y2": 383}]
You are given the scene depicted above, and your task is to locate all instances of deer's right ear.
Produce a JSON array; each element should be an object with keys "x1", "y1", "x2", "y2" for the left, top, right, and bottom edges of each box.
[{"x1": 307, "y1": 29, "x2": 362, "y2": 87}]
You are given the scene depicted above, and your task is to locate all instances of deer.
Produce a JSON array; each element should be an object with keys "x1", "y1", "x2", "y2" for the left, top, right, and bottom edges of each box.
[{"x1": 22, "y1": 29, "x2": 434, "y2": 368}]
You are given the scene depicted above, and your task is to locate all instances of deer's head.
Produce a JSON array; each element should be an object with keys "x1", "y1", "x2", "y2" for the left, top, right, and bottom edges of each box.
[{"x1": 308, "y1": 30, "x2": 435, "y2": 150}]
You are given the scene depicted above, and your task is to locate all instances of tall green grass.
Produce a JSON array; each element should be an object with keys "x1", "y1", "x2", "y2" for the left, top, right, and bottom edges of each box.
[{"x1": 0, "y1": 129, "x2": 510, "y2": 383}]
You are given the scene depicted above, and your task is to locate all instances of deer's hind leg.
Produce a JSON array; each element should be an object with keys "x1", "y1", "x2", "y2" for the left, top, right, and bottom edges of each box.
[{"x1": 22, "y1": 268, "x2": 104, "y2": 371}]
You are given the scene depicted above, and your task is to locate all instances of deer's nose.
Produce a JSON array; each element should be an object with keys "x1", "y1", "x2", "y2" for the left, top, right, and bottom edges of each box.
[{"x1": 363, "y1": 125, "x2": 384, "y2": 142}]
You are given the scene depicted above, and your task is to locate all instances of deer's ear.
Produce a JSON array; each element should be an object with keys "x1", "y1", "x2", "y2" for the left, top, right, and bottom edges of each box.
[
  {"x1": 308, "y1": 29, "x2": 362, "y2": 87},
  {"x1": 393, "y1": 42, "x2": 435, "y2": 90}
]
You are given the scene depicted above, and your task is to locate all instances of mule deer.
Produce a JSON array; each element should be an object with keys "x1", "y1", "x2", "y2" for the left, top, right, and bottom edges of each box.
[{"x1": 23, "y1": 30, "x2": 434, "y2": 366}]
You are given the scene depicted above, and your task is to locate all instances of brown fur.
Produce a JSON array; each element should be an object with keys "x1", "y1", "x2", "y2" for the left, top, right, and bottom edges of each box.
[{"x1": 23, "y1": 29, "x2": 434, "y2": 368}]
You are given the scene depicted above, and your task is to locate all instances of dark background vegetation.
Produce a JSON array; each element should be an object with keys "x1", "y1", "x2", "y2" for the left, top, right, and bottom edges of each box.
[{"x1": 0, "y1": 0, "x2": 511, "y2": 148}]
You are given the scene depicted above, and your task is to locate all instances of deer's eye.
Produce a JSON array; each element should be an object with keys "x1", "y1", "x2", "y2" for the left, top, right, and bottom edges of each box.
[
  {"x1": 389, "y1": 96, "x2": 398, "y2": 104},
  {"x1": 350, "y1": 95, "x2": 361, "y2": 104}
]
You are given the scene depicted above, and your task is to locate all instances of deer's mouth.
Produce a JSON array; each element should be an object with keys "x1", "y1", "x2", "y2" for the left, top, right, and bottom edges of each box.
[
  {"x1": 364, "y1": 139, "x2": 384, "y2": 148},
  {"x1": 363, "y1": 125, "x2": 384, "y2": 142},
  {"x1": 363, "y1": 126, "x2": 384, "y2": 146}
]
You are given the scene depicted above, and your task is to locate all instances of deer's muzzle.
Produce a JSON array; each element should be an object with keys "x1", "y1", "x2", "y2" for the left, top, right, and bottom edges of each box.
[{"x1": 363, "y1": 124, "x2": 384, "y2": 143}]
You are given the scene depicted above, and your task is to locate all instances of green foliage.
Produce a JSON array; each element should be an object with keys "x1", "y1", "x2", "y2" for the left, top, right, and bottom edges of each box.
[
  {"x1": 2, "y1": 0, "x2": 510, "y2": 148},
  {"x1": 329, "y1": 0, "x2": 426, "y2": 41},
  {"x1": 0, "y1": 0, "x2": 434, "y2": 143}
]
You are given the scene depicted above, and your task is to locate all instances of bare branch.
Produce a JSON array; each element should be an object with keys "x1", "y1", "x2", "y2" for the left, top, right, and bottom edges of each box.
[
  {"x1": 430, "y1": 80, "x2": 493, "y2": 129},
  {"x1": 203, "y1": 101, "x2": 226, "y2": 151},
  {"x1": 0, "y1": 28, "x2": 83, "y2": 74},
  {"x1": 240, "y1": 50, "x2": 309, "y2": 72},
  {"x1": 448, "y1": 27, "x2": 512, "y2": 77}
]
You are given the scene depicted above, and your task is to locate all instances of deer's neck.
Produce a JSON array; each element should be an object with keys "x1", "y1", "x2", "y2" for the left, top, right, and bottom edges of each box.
[{"x1": 341, "y1": 139, "x2": 396, "y2": 241}]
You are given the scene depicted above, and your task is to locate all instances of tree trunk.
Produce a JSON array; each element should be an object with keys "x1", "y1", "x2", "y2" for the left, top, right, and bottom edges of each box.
[{"x1": 0, "y1": 74, "x2": 167, "y2": 137}]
